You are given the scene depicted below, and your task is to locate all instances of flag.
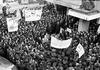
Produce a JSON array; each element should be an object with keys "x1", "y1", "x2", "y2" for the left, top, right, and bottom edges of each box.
[
  {"x1": 24, "y1": 7, "x2": 42, "y2": 21},
  {"x1": 51, "y1": 36, "x2": 72, "y2": 49},
  {"x1": 7, "y1": 17, "x2": 18, "y2": 32},
  {"x1": 76, "y1": 43, "x2": 85, "y2": 58},
  {"x1": 97, "y1": 26, "x2": 100, "y2": 34}
]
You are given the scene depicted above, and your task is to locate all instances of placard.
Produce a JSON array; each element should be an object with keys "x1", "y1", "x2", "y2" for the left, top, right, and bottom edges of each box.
[
  {"x1": 24, "y1": 7, "x2": 42, "y2": 21},
  {"x1": 67, "y1": 28, "x2": 72, "y2": 33},
  {"x1": 6, "y1": 10, "x2": 21, "y2": 32},
  {"x1": 29, "y1": 0, "x2": 37, "y2": 4},
  {"x1": 97, "y1": 26, "x2": 100, "y2": 34},
  {"x1": 0, "y1": 6, "x2": 2, "y2": 14},
  {"x1": 45, "y1": 0, "x2": 54, "y2": 3},
  {"x1": 0, "y1": 0, "x2": 3, "y2": 14},
  {"x1": 16, "y1": 9, "x2": 21, "y2": 19},
  {"x1": 6, "y1": 0, "x2": 19, "y2": 13},
  {"x1": 21, "y1": 0, "x2": 29, "y2": 4},
  {"x1": 7, "y1": 17, "x2": 18, "y2": 32},
  {"x1": 97, "y1": 18, "x2": 100, "y2": 24},
  {"x1": 76, "y1": 43, "x2": 85, "y2": 58},
  {"x1": 51, "y1": 36, "x2": 72, "y2": 49},
  {"x1": 6, "y1": 0, "x2": 15, "y2": 2},
  {"x1": 0, "y1": 0, "x2": 3, "y2": 4},
  {"x1": 42, "y1": 33, "x2": 50, "y2": 43}
]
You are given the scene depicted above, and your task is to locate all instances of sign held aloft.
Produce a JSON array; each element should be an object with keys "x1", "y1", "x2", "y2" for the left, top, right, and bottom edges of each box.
[
  {"x1": 51, "y1": 36, "x2": 72, "y2": 49},
  {"x1": 6, "y1": 10, "x2": 21, "y2": 32},
  {"x1": 7, "y1": 17, "x2": 18, "y2": 32},
  {"x1": 76, "y1": 43, "x2": 85, "y2": 58},
  {"x1": 24, "y1": 6, "x2": 43, "y2": 21}
]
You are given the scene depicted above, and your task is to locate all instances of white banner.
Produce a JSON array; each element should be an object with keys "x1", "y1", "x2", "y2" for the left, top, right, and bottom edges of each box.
[
  {"x1": 76, "y1": 43, "x2": 85, "y2": 58},
  {"x1": 51, "y1": 36, "x2": 72, "y2": 49},
  {"x1": 0, "y1": 65, "x2": 14, "y2": 70},
  {"x1": 24, "y1": 8, "x2": 42, "y2": 21},
  {"x1": 7, "y1": 17, "x2": 18, "y2": 32},
  {"x1": 0, "y1": 56, "x2": 16, "y2": 70}
]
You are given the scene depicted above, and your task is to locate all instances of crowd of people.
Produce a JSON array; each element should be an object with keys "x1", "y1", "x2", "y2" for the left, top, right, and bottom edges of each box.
[{"x1": 0, "y1": 2, "x2": 100, "y2": 70}]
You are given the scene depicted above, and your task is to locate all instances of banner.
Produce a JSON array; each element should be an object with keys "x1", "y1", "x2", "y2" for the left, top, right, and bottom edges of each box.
[
  {"x1": 0, "y1": 56, "x2": 17, "y2": 70},
  {"x1": 54, "y1": 0, "x2": 82, "y2": 9},
  {"x1": 7, "y1": 17, "x2": 18, "y2": 32},
  {"x1": 24, "y1": 7, "x2": 42, "y2": 21},
  {"x1": 51, "y1": 36, "x2": 72, "y2": 49},
  {"x1": 76, "y1": 43, "x2": 85, "y2": 58}
]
